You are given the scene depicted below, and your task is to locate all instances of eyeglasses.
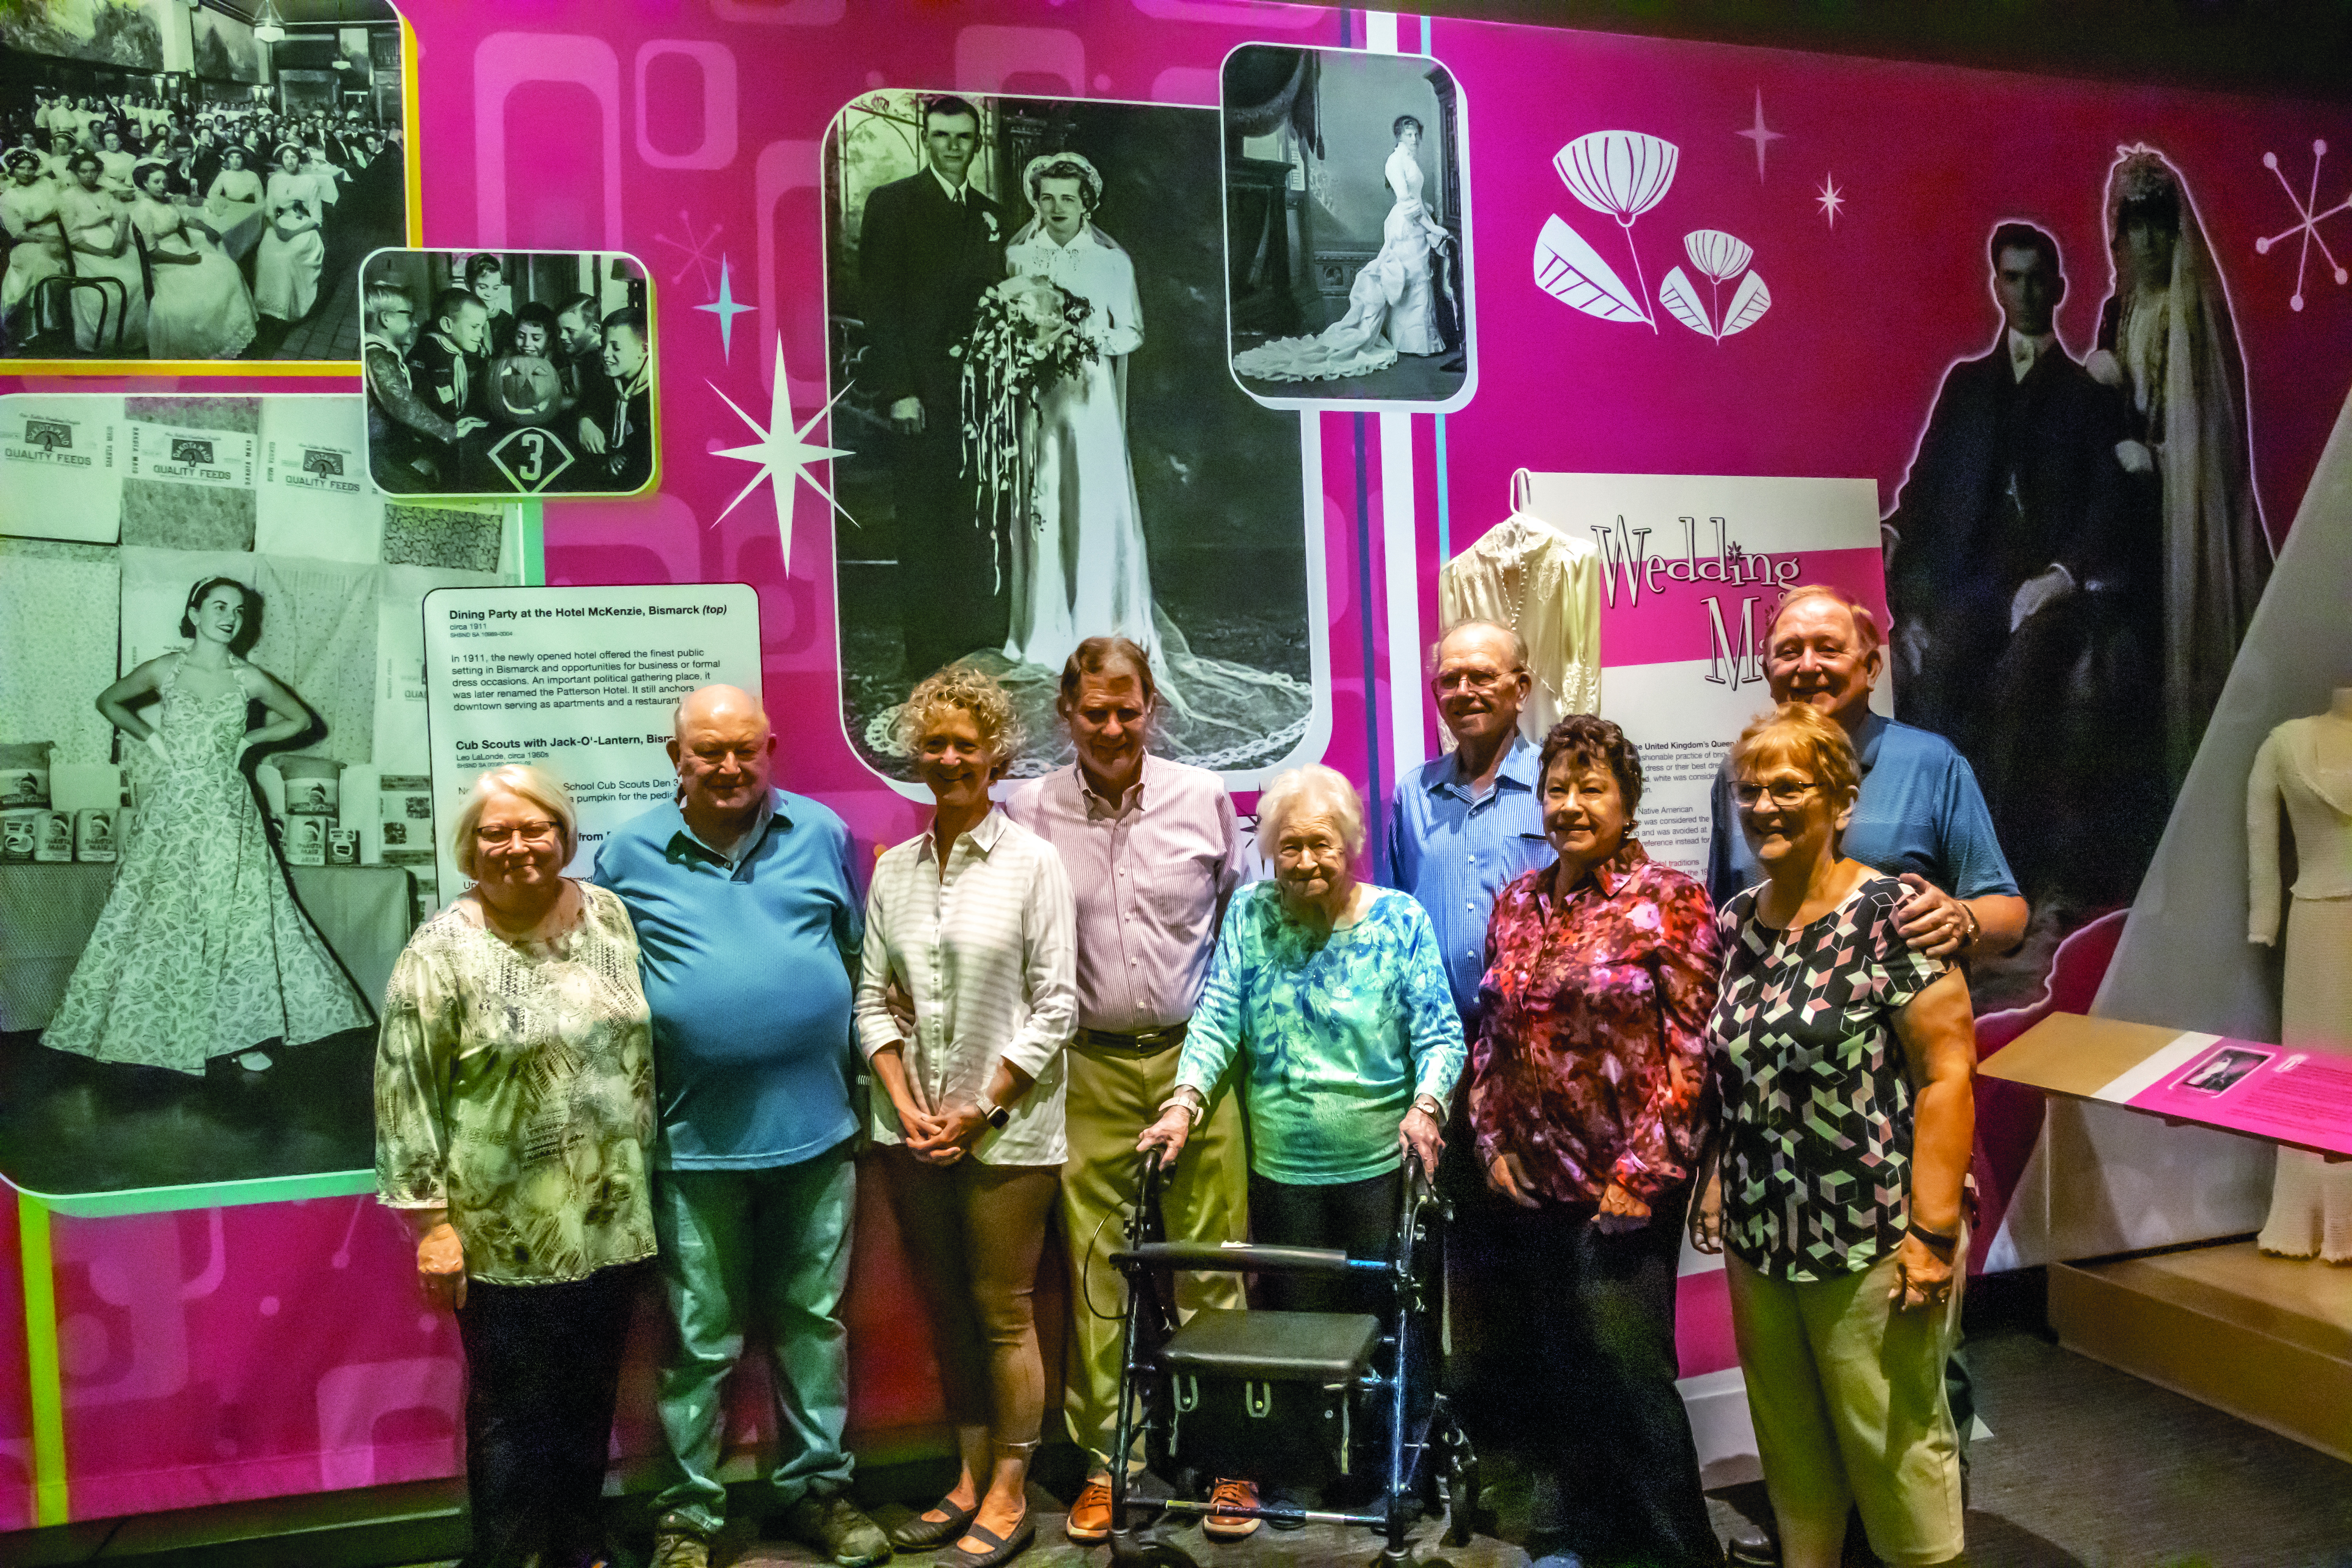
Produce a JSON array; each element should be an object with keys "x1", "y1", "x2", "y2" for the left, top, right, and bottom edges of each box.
[
  {"x1": 1733, "y1": 781, "x2": 1822, "y2": 809},
  {"x1": 1434, "y1": 667, "x2": 1523, "y2": 695},
  {"x1": 474, "y1": 820, "x2": 559, "y2": 847}
]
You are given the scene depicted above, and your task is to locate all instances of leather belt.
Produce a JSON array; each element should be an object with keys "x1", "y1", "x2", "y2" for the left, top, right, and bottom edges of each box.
[{"x1": 1075, "y1": 1023, "x2": 1189, "y2": 1054}]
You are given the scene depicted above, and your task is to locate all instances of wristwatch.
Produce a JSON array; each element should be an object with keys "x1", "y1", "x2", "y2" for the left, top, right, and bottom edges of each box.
[
  {"x1": 1411, "y1": 1094, "x2": 1445, "y2": 1120},
  {"x1": 976, "y1": 1095, "x2": 1011, "y2": 1130}
]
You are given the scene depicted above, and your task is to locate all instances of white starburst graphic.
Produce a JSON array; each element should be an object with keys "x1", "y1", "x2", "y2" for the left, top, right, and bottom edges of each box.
[
  {"x1": 2254, "y1": 140, "x2": 2350, "y2": 312},
  {"x1": 710, "y1": 337, "x2": 854, "y2": 572},
  {"x1": 1816, "y1": 173, "x2": 1844, "y2": 229}
]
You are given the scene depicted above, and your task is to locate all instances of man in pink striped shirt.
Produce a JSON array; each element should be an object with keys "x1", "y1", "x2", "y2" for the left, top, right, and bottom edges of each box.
[{"x1": 1002, "y1": 635, "x2": 1260, "y2": 1543}]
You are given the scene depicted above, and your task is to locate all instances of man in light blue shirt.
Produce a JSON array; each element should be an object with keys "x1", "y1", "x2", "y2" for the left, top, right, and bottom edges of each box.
[
  {"x1": 1387, "y1": 620, "x2": 1555, "y2": 1024},
  {"x1": 593, "y1": 685, "x2": 887, "y2": 1568}
]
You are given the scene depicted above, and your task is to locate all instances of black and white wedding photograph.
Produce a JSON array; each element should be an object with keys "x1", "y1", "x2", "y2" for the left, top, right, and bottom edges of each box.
[
  {"x1": 824, "y1": 88, "x2": 1321, "y2": 785},
  {"x1": 359, "y1": 247, "x2": 654, "y2": 497},
  {"x1": 1220, "y1": 44, "x2": 1472, "y2": 410},
  {"x1": 0, "y1": 390, "x2": 523, "y2": 1200},
  {"x1": 0, "y1": 0, "x2": 414, "y2": 365}
]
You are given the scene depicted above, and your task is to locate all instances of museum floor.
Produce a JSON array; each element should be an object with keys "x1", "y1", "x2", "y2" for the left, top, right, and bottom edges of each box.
[
  {"x1": 573, "y1": 1328, "x2": 2352, "y2": 1568},
  {"x1": 20, "y1": 1295, "x2": 2341, "y2": 1568},
  {"x1": 440, "y1": 1324, "x2": 2352, "y2": 1568}
]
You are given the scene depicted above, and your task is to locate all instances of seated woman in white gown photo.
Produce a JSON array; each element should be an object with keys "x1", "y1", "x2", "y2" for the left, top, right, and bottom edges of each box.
[{"x1": 1232, "y1": 114, "x2": 1452, "y2": 385}]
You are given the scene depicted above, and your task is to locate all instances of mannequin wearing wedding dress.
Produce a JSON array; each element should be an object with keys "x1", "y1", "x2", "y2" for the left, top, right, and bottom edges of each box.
[
  {"x1": 1230, "y1": 116, "x2": 1452, "y2": 384},
  {"x1": 2249, "y1": 685, "x2": 2352, "y2": 1263}
]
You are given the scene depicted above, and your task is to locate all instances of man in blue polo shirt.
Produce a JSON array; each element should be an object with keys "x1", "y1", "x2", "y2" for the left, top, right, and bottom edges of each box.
[
  {"x1": 1387, "y1": 619, "x2": 1555, "y2": 1024},
  {"x1": 1706, "y1": 584, "x2": 2028, "y2": 959},
  {"x1": 594, "y1": 684, "x2": 888, "y2": 1568}
]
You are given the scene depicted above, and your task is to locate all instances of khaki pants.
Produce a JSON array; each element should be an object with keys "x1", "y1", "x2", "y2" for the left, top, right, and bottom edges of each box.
[
  {"x1": 1726, "y1": 1245, "x2": 1967, "y2": 1568},
  {"x1": 1061, "y1": 1039, "x2": 1249, "y2": 1467}
]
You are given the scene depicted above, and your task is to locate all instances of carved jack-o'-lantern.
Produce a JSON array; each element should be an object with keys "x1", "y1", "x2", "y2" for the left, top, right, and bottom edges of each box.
[{"x1": 490, "y1": 353, "x2": 563, "y2": 426}]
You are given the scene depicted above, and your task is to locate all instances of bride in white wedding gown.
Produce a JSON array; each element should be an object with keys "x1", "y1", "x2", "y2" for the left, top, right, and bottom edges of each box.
[
  {"x1": 1232, "y1": 115, "x2": 1451, "y2": 383},
  {"x1": 866, "y1": 150, "x2": 1317, "y2": 778},
  {"x1": 1000, "y1": 153, "x2": 1160, "y2": 673}
]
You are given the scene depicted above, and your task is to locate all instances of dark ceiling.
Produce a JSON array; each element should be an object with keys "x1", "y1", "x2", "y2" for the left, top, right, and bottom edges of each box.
[
  {"x1": 198, "y1": 0, "x2": 401, "y2": 27},
  {"x1": 189, "y1": 1, "x2": 2352, "y2": 101},
  {"x1": 1406, "y1": 0, "x2": 2352, "y2": 103}
]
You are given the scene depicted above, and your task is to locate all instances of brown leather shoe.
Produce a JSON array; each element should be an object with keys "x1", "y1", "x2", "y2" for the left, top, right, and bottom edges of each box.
[
  {"x1": 1065, "y1": 1477, "x2": 1115, "y2": 1544},
  {"x1": 1201, "y1": 1478, "x2": 1261, "y2": 1541}
]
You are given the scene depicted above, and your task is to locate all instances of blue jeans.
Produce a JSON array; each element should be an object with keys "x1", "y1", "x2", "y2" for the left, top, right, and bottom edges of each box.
[{"x1": 651, "y1": 1141, "x2": 858, "y2": 1535}]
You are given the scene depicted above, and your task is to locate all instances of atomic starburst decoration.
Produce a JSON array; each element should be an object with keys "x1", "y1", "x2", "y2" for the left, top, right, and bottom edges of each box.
[
  {"x1": 2254, "y1": 140, "x2": 2351, "y2": 312},
  {"x1": 696, "y1": 256, "x2": 755, "y2": 360},
  {"x1": 652, "y1": 211, "x2": 726, "y2": 291}
]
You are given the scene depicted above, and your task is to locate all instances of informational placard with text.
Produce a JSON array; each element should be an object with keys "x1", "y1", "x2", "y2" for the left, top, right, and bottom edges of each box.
[
  {"x1": 1521, "y1": 472, "x2": 1891, "y2": 879},
  {"x1": 423, "y1": 582, "x2": 762, "y2": 907}
]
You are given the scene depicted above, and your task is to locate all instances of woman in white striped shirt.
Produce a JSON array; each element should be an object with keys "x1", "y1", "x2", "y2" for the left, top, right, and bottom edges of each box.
[{"x1": 855, "y1": 665, "x2": 1078, "y2": 1568}]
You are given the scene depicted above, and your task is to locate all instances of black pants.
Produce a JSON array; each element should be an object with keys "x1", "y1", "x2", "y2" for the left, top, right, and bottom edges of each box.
[
  {"x1": 1247, "y1": 1169, "x2": 1410, "y2": 1500},
  {"x1": 1471, "y1": 1187, "x2": 1719, "y2": 1568},
  {"x1": 454, "y1": 1263, "x2": 643, "y2": 1568},
  {"x1": 1248, "y1": 1168, "x2": 1404, "y2": 1316},
  {"x1": 893, "y1": 412, "x2": 1007, "y2": 679}
]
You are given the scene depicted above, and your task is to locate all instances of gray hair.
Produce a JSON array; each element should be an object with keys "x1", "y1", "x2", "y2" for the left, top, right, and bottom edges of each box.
[
  {"x1": 450, "y1": 763, "x2": 579, "y2": 880},
  {"x1": 1255, "y1": 763, "x2": 1365, "y2": 858},
  {"x1": 1426, "y1": 618, "x2": 1530, "y2": 678}
]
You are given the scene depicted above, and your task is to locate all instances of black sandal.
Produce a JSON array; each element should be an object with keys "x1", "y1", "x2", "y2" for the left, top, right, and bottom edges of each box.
[
  {"x1": 939, "y1": 1514, "x2": 1035, "y2": 1568},
  {"x1": 888, "y1": 1499, "x2": 979, "y2": 1550}
]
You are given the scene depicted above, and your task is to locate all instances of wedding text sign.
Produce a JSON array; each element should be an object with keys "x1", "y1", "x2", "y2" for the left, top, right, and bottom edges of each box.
[
  {"x1": 1984, "y1": 1013, "x2": 2352, "y2": 1158},
  {"x1": 1520, "y1": 472, "x2": 1890, "y2": 878}
]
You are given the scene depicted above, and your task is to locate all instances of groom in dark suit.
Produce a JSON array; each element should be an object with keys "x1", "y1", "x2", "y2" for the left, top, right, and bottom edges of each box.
[
  {"x1": 858, "y1": 94, "x2": 1009, "y2": 678},
  {"x1": 1884, "y1": 221, "x2": 2158, "y2": 903}
]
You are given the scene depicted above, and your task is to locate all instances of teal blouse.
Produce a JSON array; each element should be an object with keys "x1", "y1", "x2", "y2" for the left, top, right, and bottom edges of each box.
[{"x1": 1175, "y1": 882, "x2": 1465, "y2": 1185}]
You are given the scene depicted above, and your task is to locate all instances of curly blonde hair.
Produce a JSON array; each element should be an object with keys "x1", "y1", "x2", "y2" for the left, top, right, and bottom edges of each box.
[{"x1": 896, "y1": 664, "x2": 1026, "y2": 768}]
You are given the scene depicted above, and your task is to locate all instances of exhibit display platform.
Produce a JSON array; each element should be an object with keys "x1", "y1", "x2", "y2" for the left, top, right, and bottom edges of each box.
[
  {"x1": 1990, "y1": 1011, "x2": 2352, "y2": 1462},
  {"x1": 1979, "y1": 1011, "x2": 2352, "y2": 1158},
  {"x1": 2052, "y1": 1240, "x2": 2352, "y2": 1464}
]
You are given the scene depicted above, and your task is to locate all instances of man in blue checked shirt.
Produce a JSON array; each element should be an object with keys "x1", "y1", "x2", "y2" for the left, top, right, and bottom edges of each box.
[{"x1": 1387, "y1": 619, "x2": 1555, "y2": 1027}]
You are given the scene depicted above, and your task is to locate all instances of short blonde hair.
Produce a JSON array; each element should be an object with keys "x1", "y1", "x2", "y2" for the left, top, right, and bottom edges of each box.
[
  {"x1": 450, "y1": 763, "x2": 579, "y2": 879},
  {"x1": 1730, "y1": 702, "x2": 1860, "y2": 803},
  {"x1": 1255, "y1": 763, "x2": 1366, "y2": 858},
  {"x1": 895, "y1": 663, "x2": 1025, "y2": 768}
]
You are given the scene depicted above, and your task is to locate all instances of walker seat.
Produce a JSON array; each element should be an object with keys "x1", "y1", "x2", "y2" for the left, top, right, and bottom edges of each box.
[{"x1": 1160, "y1": 1308, "x2": 1380, "y2": 1485}]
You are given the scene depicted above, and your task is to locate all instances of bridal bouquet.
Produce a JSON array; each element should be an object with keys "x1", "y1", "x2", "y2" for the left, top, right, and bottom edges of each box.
[{"x1": 955, "y1": 274, "x2": 1100, "y2": 588}]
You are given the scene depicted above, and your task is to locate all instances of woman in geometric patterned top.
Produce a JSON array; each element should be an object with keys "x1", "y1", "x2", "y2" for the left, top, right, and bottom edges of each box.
[{"x1": 1690, "y1": 702, "x2": 1977, "y2": 1568}]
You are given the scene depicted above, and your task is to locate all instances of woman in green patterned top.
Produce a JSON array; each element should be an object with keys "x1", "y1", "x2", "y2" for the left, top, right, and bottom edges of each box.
[
  {"x1": 1140, "y1": 763, "x2": 1463, "y2": 1314},
  {"x1": 375, "y1": 762, "x2": 655, "y2": 1568}
]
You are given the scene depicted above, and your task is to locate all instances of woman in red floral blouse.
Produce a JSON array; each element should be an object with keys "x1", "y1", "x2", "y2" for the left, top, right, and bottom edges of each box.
[{"x1": 1468, "y1": 714, "x2": 1721, "y2": 1568}]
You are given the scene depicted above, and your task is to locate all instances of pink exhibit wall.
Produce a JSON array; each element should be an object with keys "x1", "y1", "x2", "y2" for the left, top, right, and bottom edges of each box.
[{"x1": 5, "y1": 0, "x2": 2352, "y2": 1530}]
